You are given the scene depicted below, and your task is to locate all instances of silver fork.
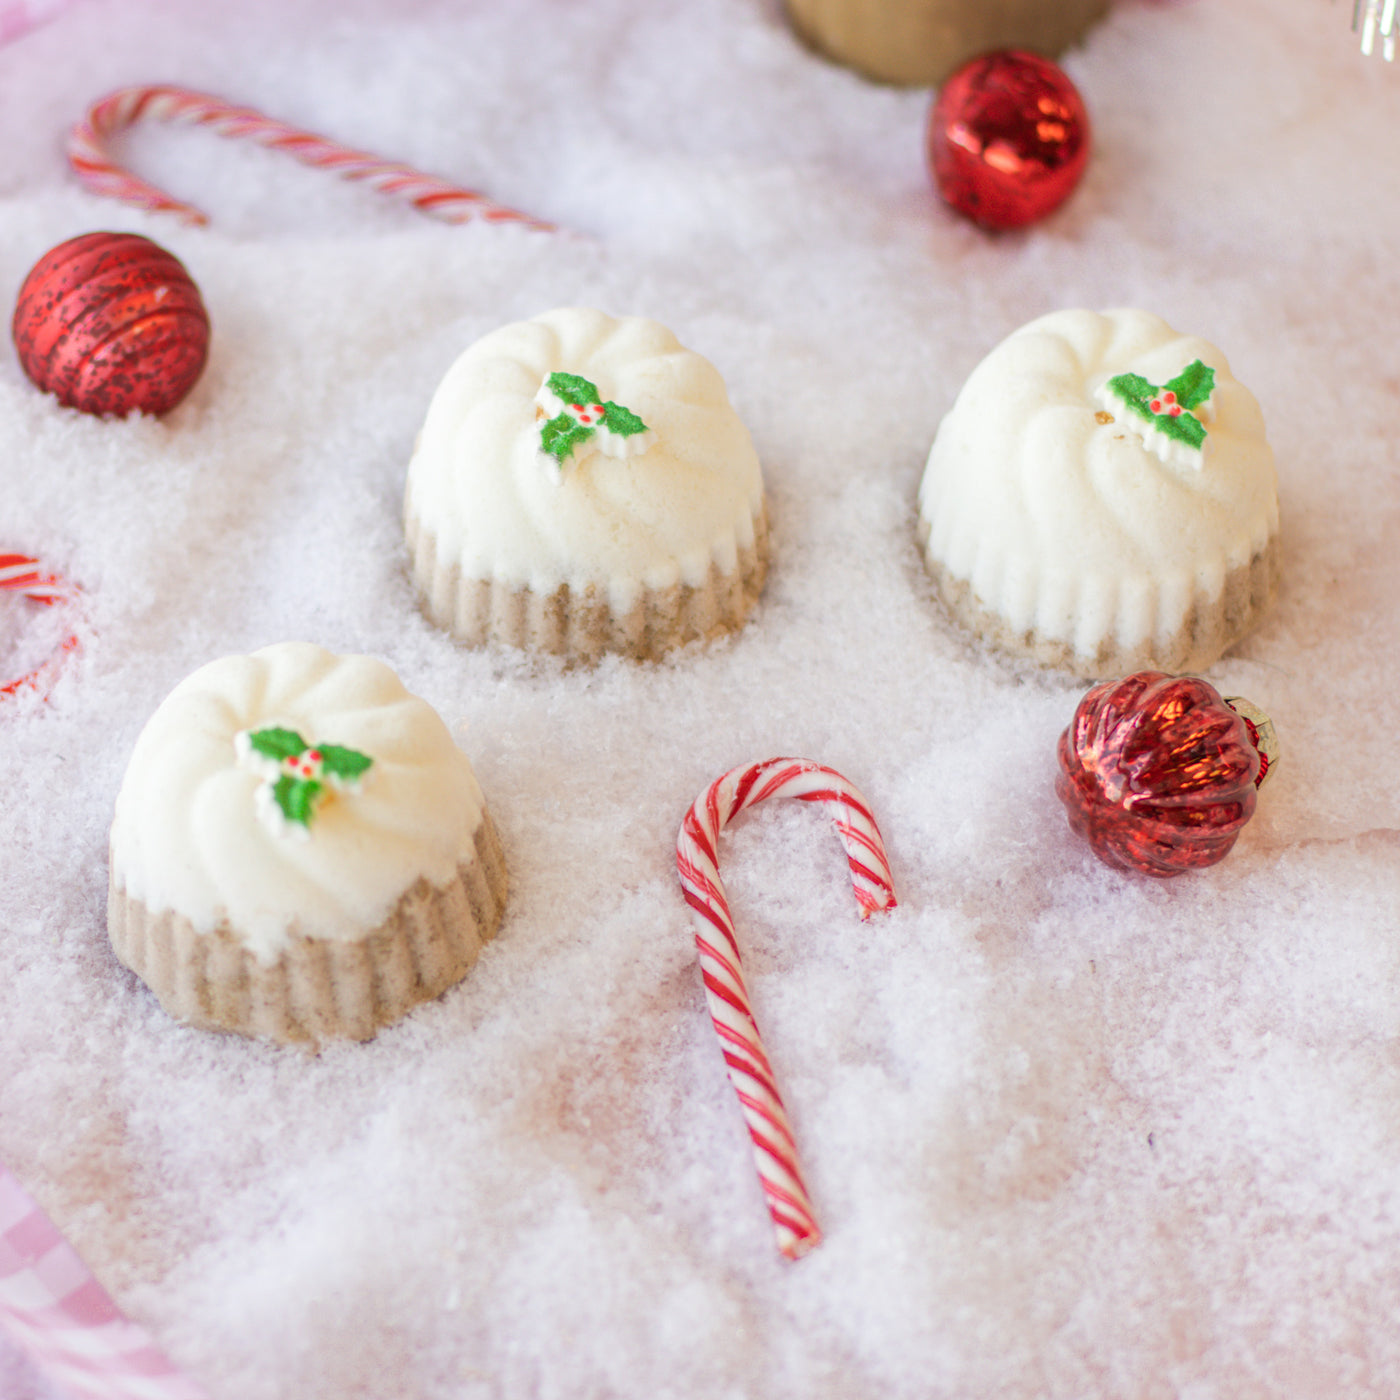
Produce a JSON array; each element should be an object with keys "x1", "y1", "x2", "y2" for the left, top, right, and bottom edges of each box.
[{"x1": 1355, "y1": 0, "x2": 1398, "y2": 59}]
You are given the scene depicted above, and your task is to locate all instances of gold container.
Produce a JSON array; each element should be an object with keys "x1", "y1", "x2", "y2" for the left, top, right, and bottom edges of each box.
[{"x1": 784, "y1": 0, "x2": 1109, "y2": 86}]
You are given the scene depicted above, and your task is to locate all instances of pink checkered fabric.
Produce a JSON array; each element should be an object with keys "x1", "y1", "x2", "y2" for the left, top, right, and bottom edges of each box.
[
  {"x1": 0, "y1": 1165, "x2": 209, "y2": 1400},
  {"x1": 0, "y1": 0, "x2": 78, "y2": 45}
]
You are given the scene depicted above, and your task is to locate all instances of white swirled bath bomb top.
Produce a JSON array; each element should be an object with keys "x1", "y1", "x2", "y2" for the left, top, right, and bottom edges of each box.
[
  {"x1": 917, "y1": 308, "x2": 1278, "y2": 655},
  {"x1": 109, "y1": 643, "x2": 487, "y2": 963},
  {"x1": 404, "y1": 307, "x2": 765, "y2": 607}
]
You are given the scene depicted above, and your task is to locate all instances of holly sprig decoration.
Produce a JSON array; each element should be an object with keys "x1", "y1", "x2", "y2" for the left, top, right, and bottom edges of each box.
[
  {"x1": 1103, "y1": 359, "x2": 1216, "y2": 451},
  {"x1": 539, "y1": 371, "x2": 648, "y2": 466},
  {"x1": 242, "y1": 726, "x2": 373, "y2": 831}
]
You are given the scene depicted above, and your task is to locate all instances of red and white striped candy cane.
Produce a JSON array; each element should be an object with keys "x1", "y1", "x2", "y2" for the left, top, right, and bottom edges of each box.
[
  {"x1": 1, "y1": 554, "x2": 81, "y2": 700},
  {"x1": 0, "y1": 1160, "x2": 209, "y2": 1400},
  {"x1": 676, "y1": 757, "x2": 897, "y2": 1260},
  {"x1": 67, "y1": 84, "x2": 553, "y2": 231}
]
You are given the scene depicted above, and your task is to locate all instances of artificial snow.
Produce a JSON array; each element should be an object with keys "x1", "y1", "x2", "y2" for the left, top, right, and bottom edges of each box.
[{"x1": 2, "y1": 1, "x2": 1399, "y2": 1396}]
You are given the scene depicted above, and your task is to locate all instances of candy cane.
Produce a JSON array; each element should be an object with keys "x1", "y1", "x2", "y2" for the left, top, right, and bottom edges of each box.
[
  {"x1": 0, "y1": 1161, "x2": 209, "y2": 1400},
  {"x1": 1, "y1": 554, "x2": 81, "y2": 700},
  {"x1": 675, "y1": 758, "x2": 897, "y2": 1260},
  {"x1": 67, "y1": 84, "x2": 553, "y2": 231}
]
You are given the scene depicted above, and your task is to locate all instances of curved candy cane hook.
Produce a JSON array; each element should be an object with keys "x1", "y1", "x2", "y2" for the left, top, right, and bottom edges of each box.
[
  {"x1": 67, "y1": 84, "x2": 553, "y2": 231},
  {"x1": 1, "y1": 554, "x2": 81, "y2": 701},
  {"x1": 676, "y1": 757, "x2": 897, "y2": 1260}
]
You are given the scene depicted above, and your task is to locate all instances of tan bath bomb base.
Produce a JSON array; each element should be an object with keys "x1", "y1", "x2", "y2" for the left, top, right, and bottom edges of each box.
[
  {"x1": 109, "y1": 817, "x2": 507, "y2": 1045},
  {"x1": 917, "y1": 308, "x2": 1281, "y2": 679},
  {"x1": 404, "y1": 307, "x2": 769, "y2": 664},
  {"x1": 406, "y1": 508, "x2": 768, "y2": 663},
  {"x1": 921, "y1": 545, "x2": 1280, "y2": 679},
  {"x1": 107, "y1": 643, "x2": 508, "y2": 1045}
]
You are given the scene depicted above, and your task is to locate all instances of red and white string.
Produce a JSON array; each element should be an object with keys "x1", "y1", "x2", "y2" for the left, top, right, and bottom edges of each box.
[
  {"x1": 0, "y1": 554, "x2": 80, "y2": 700},
  {"x1": 0, "y1": 1163, "x2": 208, "y2": 1400},
  {"x1": 67, "y1": 84, "x2": 553, "y2": 231},
  {"x1": 676, "y1": 757, "x2": 897, "y2": 1259}
]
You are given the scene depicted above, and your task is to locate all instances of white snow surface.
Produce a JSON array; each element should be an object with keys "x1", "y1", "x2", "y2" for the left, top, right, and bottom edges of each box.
[{"x1": 2, "y1": 1, "x2": 1399, "y2": 1397}]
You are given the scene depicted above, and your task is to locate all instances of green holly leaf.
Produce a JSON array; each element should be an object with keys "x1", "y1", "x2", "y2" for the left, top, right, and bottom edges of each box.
[
  {"x1": 247, "y1": 727, "x2": 307, "y2": 762},
  {"x1": 1105, "y1": 372, "x2": 1156, "y2": 422},
  {"x1": 547, "y1": 372, "x2": 600, "y2": 406},
  {"x1": 1148, "y1": 409, "x2": 1207, "y2": 450},
  {"x1": 273, "y1": 774, "x2": 322, "y2": 827},
  {"x1": 318, "y1": 744, "x2": 373, "y2": 782},
  {"x1": 541, "y1": 412, "x2": 594, "y2": 464},
  {"x1": 1164, "y1": 359, "x2": 1215, "y2": 411},
  {"x1": 601, "y1": 401, "x2": 647, "y2": 437}
]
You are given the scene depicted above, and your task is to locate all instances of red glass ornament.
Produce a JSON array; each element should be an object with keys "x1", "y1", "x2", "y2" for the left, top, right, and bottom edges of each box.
[
  {"x1": 1056, "y1": 672, "x2": 1275, "y2": 878},
  {"x1": 12, "y1": 231, "x2": 210, "y2": 417},
  {"x1": 927, "y1": 49, "x2": 1090, "y2": 231}
]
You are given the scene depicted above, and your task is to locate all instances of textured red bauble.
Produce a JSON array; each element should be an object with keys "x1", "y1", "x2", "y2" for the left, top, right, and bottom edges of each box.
[
  {"x1": 1056, "y1": 672, "x2": 1275, "y2": 878},
  {"x1": 12, "y1": 231, "x2": 210, "y2": 417},
  {"x1": 927, "y1": 49, "x2": 1090, "y2": 230}
]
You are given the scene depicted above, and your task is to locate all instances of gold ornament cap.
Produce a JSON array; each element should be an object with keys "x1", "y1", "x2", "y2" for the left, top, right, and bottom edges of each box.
[{"x1": 1224, "y1": 696, "x2": 1279, "y2": 789}]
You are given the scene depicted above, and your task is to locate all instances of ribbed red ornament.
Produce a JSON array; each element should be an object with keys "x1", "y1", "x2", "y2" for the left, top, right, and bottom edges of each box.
[
  {"x1": 1056, "y1": 672, "x2": 1271, "y2": 878},
  {"x1": 927, "y1": 49, "x2": 1090, "y2": 231},
  {"x1": 11, "y1": 231, "x2": 210, "y2": 417}
]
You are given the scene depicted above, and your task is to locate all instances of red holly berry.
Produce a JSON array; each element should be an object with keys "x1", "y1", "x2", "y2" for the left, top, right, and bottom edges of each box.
[
  {"x1": 287, "y1": 751, "x2": 325, "y2": 780},
  {"x1": 1056, "y1": 671, "x2": 1271, "y2": 877},
  {"x1": 565, "y1": 401, "x2": 606, "y2": 427},
  {"x1": 12, "y1": 231, "x2": 210, "y2": 417}
]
